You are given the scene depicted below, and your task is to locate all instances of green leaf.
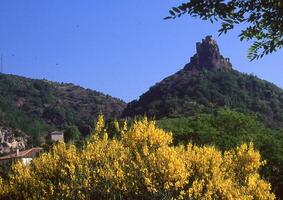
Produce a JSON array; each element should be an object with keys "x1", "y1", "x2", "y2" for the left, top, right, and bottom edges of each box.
[
  {"x1": 164, "y1": 16, "x2": 172, "y2": 20},
  {"x1": 169, "y1": 10, "x2": 176, "y2": 16},
  {"x1": 172, "y1": 7, "x2": 180, "y2": 13}
]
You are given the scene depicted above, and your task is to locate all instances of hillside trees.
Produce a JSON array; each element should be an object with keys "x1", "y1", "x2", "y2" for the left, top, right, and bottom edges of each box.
[
  {"x1": 0, "y1": 116, "x2": 275, "y2": 199},
  {"x1": 124, "y1": 69, "x2": 283, "y2": 129}
]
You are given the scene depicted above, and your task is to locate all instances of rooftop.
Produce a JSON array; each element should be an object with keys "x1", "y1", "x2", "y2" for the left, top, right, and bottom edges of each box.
[
  {"x1": 49, "y1": 131, "x2": 64, "y2": 135},
  {"x1": 0, "y1": 147, "x2": 43, "y2": 160}
]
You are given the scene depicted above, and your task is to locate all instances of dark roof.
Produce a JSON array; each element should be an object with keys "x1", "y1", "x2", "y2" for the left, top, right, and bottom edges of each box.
[{"x1": 0, "y1": 147, "x2": 43, "y2": 160}]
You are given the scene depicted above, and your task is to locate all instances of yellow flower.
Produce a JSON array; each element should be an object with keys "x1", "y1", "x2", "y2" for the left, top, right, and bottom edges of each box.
[{"x1": 0, "y1": 116, "x2": 275, "y2": 200}]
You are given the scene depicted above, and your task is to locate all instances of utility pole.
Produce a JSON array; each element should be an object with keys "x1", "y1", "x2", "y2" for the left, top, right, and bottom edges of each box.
[{"x1": 0, "y1": 54, "x2": 3, "y2": 73}]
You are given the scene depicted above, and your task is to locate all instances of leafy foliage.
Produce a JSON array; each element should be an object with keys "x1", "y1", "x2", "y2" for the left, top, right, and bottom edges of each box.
[
  {"x1": 165, "y1": 0, "x2": 283, "y2": 60},
  {"x1": 158, "y1": 109, "x2": 283, "y2": 198},
  {"x1": 0, "y1": 117, "x2": 275, "y2": 199},
  {"x1": 64, "y1": 126, "x2": 81, "y2": 143}
]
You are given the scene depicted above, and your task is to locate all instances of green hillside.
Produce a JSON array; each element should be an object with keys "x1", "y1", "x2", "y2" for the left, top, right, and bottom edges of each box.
[
  {"x1": 123, "y1": 36, "x2": 283, "y2": 129},
  {"x1": 0, "y1": 73, "x2": 126, "y2": 144}
]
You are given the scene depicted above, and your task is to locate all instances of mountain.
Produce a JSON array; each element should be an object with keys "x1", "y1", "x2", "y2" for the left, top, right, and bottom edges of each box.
[
  {"x1": 123, "y1": 36, "x2": 283, "y2": 128},
  {"x1": 0, "y1": 74, "x2": 126, "y2": 144}
]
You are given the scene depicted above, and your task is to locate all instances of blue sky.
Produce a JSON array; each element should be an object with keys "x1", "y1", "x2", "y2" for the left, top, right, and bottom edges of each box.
[{"x1": 0, "y1": 1, "x2": 282, "y2": 102}]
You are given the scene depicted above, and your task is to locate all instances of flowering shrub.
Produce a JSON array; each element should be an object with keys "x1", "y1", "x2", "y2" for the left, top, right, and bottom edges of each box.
[{"x1": 0, "y1": 116, "x2": 275, "y2": 199}]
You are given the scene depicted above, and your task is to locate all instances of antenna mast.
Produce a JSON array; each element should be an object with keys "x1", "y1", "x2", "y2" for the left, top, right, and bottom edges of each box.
[{"x1": 0, "y1": 54, "x2": 3, "y2": 73}]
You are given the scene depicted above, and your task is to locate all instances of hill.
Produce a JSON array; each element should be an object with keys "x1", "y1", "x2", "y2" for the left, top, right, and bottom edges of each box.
[
  {"x1": 0, "y1": 74, "x2": 126, "y2": 144},
  {"x1": 123, "y1": 36, "x2": 283, "y2": 128}
]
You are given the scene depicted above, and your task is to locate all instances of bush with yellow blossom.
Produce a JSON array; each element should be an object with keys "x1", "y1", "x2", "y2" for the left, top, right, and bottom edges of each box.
[{"x1": 0, "y1": 116, "x2": 275, "y2": 199}]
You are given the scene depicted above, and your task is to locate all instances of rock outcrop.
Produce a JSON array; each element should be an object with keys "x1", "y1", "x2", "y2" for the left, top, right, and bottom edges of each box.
[
  {"x1": 0, "y1": 127, "x2": 30, "y2": 155},
  {"x1": 185, "y1": 35, "x2": 232, "y2": 71}
]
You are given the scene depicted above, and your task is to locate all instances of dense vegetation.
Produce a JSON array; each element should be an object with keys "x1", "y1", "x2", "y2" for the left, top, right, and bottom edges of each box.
[
  {"x1": 124, "y1": 68, "x2": 283, "y2": 129},
  {"x1": 0, "y1": 116, "x2": 275, "y2": 199},
  {"x1": 0, "y1": 73, "x2": 126, "y2": 144},
  {"x1": 158, "y1": 109, "x2": 283, "y2": 198}
]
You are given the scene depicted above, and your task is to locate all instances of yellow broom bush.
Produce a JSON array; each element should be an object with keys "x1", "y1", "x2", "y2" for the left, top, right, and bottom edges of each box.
[{"x1": 0, "y1": 116, "x2": 275, "y2": 199}]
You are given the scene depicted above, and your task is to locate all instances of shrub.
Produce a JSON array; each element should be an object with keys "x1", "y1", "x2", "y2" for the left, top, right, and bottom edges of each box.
[{"x1": 0, "y1": 116, "x2": 275, "y2": 200}]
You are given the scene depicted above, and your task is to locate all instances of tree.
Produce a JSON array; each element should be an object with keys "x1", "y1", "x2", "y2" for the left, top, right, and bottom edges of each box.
[
  {"x1": 165, "y1": 0, "x2": 283, "y2": 60},
  {"x1": 64, "y1": 126, "x2": 81, "y2": 143}
]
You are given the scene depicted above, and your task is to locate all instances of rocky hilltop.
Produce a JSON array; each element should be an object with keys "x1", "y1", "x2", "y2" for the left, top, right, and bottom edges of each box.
[
  {"x1": 123, "y1": 36, "x2": 283, "y2": 128},
  {"x1": 185, "y1": 35, "x2": 232, "y2": 71}
]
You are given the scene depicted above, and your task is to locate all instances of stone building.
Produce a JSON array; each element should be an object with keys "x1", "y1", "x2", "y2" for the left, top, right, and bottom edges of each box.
[{"x1": 48, "y1": 131, "x2": 64, "y2": 142}]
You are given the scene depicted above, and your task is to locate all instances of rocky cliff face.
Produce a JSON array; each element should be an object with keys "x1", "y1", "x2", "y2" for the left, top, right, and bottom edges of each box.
[
  {"x1": 0, "y1": 127, "x2": 30, "y2": 155},
  {"x1": 185, "y1": 35, "x2": 232, "y2": 71}
]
